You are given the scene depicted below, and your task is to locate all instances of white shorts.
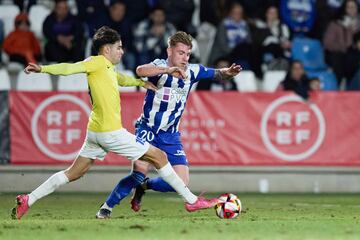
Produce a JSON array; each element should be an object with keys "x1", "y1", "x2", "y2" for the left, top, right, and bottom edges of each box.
[{"x1": 78, "y1": 129, "x2": 150, "y2": 161}]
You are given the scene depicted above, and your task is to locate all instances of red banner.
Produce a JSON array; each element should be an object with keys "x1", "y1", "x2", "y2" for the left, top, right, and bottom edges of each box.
[
  {"x1": 10, "y1": 91, "x2": 360, "y2": 166},
  {"x1": 10, "y1": 92, "x2": 143, "y2": 165}
]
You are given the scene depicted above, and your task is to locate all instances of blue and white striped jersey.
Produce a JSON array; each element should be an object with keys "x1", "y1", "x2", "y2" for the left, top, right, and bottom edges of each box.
[{"x1": 139, "y1": 59, "x2": 215, "y2": 133}]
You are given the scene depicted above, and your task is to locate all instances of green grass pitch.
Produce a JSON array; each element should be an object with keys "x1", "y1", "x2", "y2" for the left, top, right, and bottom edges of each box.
[{"x1": 1, "y1": 193, "x2": 360, "y2": 240}]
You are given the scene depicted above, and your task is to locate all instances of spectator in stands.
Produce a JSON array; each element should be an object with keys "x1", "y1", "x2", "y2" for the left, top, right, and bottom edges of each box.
[
  {"x1": 104, "y1": 0, "x2": 135, "y2": 70},
  {"x1": 122, "y1": 0, "x2": 150, "y2": 24},
  {"x1": 278, "y1": 60, "x2": 310, "y2": 99},
  {"x1": 280, "y1": 0, "x2": 316, "y2": 36},
  {"x1": 43, "y1": 0, "x2": 85, "y2": 63},
  {"x1": 238, "y1": 0, "x2": 280, "y2": 19},
  {"x1": 208, "y1": 3, "x2": 252, "y2": 69},
  {"x1": 158, "y1": 0, "x2": 195, "y2": 34},
  {"x1": 133, "y1": 6, "x2": 176, "y2": 65},
  {"x1": 323, "y1": 0, "x2": 360, "y2": 85},
  {"x1": 76, "y1": 0, "x2": 108, "y2": 37},
  {"x1": 196, "y1": 57, "x2": 237, "y2": 90},
  {"x1": 308, "y1": 77, "x2": 322, "y2": 91},
  {"x1": 200, "y1": 0, "x2": 279, "y2": 26},
  {"x1": 345, "y1": 31, "x2": 360, "y2": 90},
  {"x1": 310, "y1": 0, "x2": 341, "y2": 40},
  {"x1": 3, "y1": 13, "x2": 41, "y2": 66},
  {"x1": 200, "y1": 0, "x2": 232, "y2": 27},
  {"x1": 253, "y1": 5, "x2": 291, "y2": 72}
]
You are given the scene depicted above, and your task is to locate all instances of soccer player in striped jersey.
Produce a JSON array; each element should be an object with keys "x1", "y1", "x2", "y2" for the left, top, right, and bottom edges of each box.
[
  {"x1": 12, "y1": 27, "x2": 218, "y2": 220},
  {"x1": 96, "y1": 31, "x2": 241, "y2": 218}
]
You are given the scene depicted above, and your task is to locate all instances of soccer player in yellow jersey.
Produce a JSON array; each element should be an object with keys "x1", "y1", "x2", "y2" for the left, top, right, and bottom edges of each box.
[{"x1": 12, "y1": 26, "x2": 218, "y2": 220}]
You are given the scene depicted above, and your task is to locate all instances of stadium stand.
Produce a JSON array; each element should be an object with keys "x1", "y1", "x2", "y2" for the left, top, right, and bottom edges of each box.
[
  {"x1": 28, "y1": 4, "x2": 51, "y2": 39},
  {"x1": 262, "y1": 70, "x2": 287, "y2": 92},
  {"x1": 0, "y1": 4, "x2": 19, "y2": 36},
  {"x1": 291, "y1": 37, "x2": 327, "y2": 72},
  {"x1": 16, "y1": 70, "x2": 52, "y2": 91},
  {"x1": 307, "y1": 70, "x2": 338, "y2": 90},
  {"x1": 57, "y1": 73, "x2": 88, "y2": 91},
  {"x1": 0, "y1": 68, "x2": 11, "y2": 90},
  {"x1": 196, "y1": 22, "x2": 216, "y2": 65},
  {"x1": 233, "y1": 70, "x2": 257, "y2": 92}
]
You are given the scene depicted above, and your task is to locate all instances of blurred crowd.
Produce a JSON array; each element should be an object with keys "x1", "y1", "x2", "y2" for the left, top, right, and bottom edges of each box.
[{"x1": 1, "y1": 0, "x2": 360, "y2": 92}]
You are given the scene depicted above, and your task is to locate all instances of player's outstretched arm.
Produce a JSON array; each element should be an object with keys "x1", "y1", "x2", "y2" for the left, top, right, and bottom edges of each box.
[
  {"x1": 117, "y1": 72, "x2": 157, "y2": 91},
  {"x1": 218, "y1": 63, "x2": 242, "y2": 78},
  {"x1": 136, "y1": 64, "x2": 187, "y2": 79},
  {"x1": 25, "y1": 62, "x2": 86, "y2": 76}
]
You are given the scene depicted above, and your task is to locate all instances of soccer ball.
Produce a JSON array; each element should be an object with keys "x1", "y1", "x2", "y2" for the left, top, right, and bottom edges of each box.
[{"x1": 214, "y1": 193, "x2": 242, "y2": 219}]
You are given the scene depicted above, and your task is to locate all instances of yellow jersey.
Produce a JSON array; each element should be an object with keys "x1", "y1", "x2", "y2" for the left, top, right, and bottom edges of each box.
[{"x1": 41, "y1": 55, "x2": 145, "y2": 132}]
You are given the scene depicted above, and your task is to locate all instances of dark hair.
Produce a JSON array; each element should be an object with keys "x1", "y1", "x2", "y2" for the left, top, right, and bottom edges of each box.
[
  {"x1": 110, "y1": 0, "x2": 125, "y2": 7},
  {"x1": 15, "y1": 13, "x2": 30, "y2": 27},
  {"x1": 309, "y1": 77, "x2": 320, "y2": 82},
  {"x1": 150, "y1": 5, "x2": 165, "y2": 14},
  {"x1": 257, "y1": 5, "x2": 278, "y2": 22},
  {"x1": 228, "y1": 2, "x2": 246, "y2": 19},
  {"x1": 91, "y1": 26, "x2": 121, "y2": 54},
  {"x1": 337, "y1": 0, "x2": 359, "y2": 20},
  {"x1": 288, "y1": 60, "x2": 303, "y2": 71},
  {"x1": 55, "y1": 0, "x2": 67, "y2": 5}
]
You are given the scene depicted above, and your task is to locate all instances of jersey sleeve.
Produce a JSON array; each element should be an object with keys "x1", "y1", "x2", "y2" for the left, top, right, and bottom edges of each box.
[
  {"x1": 41, "y1": 62, "x2": 86, "y2": 75},
  {"x1": 117, "y1": 72, "x2": 145, "y2": 87},
  {"x1": 41, "y1": 56, "x2": 104, "y2": 75},
  {"x1": 192, "y1": 64, "x2": 215, "y2": 83},
  {"x1": 151, "y1": 58, "x2": 167, "y2": 67}
]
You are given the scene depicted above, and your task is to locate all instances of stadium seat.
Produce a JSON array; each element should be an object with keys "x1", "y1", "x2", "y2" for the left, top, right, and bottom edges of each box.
[
  {"x1": 210, "y1": 83, "x2": 224, "y2": 91},
  {"x1": 84, "y1": 38, "x2": 92, "y2": 58},
  {"x1": 119, "y1": 70, "x2": 137, "y2": 92},
  {"x1": 29, "y1": 4, "x2": 51, "y2": 39},
  {"x1": 16, "y1": 71, "x2": 52, "y2": 91},
  {"x1": 0, "y1": 69, "x2": 11, "y2": 90},
  {"x1": 7, "y1": 62, "x2": 23, "y2": 73},
  {"x1": 291, "y1": 37, "x2": 327, "y2": 72},
  {"x1": 233, "y1": 70, "x2": 257, "y2": 92},
  {"x1": 307, "y1": 70, "x2": 338, "y2": 90},
  {"x1": 196, "y1": 22, "x2": 216, "y2": 65},
  {"x1": 0, "y1": 4, "x2": 19, "y2": 36},
  {"x1": 262, "y1": 70, "x2": 287, "y2": 92},
  {"x1": 58, "y1": 73, "x2": 88, "y2": 91}
]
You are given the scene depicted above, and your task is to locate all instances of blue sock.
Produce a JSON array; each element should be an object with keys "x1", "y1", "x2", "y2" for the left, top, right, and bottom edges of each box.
[
  {"x1": 147, "y1": 177, "x2": 175, "y2": 192},
  {"x1": 105, "y1": 171, "x2": 145, "y2": 208}
]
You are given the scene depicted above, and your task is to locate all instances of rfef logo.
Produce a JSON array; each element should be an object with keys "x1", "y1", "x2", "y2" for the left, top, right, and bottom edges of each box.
[
  {"x1": 31, "y1": 94, "x2": 90, "y2": 161},
  {"x1": 260, "y1": 95, "x2": 326, "y2": 161}
]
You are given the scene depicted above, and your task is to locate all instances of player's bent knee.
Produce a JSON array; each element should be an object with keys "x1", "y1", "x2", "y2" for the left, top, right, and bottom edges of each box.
[
  {"x1": 134, "y1": 160, "x2": 150, "y2": 173},
  {"x1": 153, "y1": 148, "x2": 168, "y2": 166},
  {"x1": 140, "y1": 145, "x2": 168, "y2": 168}
]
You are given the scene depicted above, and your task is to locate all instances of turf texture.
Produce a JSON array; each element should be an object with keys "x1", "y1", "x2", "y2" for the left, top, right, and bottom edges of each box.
[{"x1": 1, "y1": 193, "x2": 360, "y2": 240}]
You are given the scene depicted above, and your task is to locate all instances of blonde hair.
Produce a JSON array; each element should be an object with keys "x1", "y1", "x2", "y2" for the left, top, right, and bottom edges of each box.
[{"x1": 168, "y1": 31, "x2": 193, "y2": 48}]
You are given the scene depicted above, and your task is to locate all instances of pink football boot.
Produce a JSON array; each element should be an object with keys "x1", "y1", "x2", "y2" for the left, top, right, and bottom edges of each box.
[{"x1": 11, "y1": 194, "x2": 30, "y2": 220}]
